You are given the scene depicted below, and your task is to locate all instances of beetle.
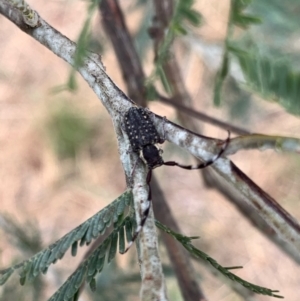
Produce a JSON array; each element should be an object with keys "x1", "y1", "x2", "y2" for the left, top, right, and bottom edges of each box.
[{"x1": 122, "y1": 106, "x2": 230, "y2": 253}]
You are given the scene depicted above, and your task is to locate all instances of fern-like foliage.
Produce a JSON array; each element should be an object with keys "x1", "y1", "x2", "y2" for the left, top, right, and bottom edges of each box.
[
  {"x1": 48, "y1": 217, "x2": 134, "y2": 301},
  {"x1": 156, "y1": 220, "x2": 284, "y2": 299},
  {"x1": 231, "y1": 0, "x2": 261, "y2": 29},
  {"x1": 0, "y1": 191, "x2": 132, "y2": 288},
  {"x1": 146, "y1": 0, "x2": 202, "y2": 95},
  {"x1": 67, "y1": 0, "x2": 101, "y2": 91},
  {"x1": 249, "y1": 0, "x2": 300, "y2": 44},
  {"x1": 230, "y1": 45, "x2": 300, "y2": 115},
  {"x1": 214, "y1": 0, "x2": 300, "y2": 113},
  {"x1": 214, "y1": 0, "x2": 261, "y2": 105}
]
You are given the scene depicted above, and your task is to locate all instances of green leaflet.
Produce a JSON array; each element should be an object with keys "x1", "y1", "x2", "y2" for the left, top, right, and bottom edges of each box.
[
  {"x1": 230, "y1": 46, "x2": 300, "y2": 115},
  {"x1": 0, "y1": 191, "x2": 132, "y2": 287},
  {"x1": 213, "y1": 0, "x2": 261, "y2": 105},
  {"x1": 48, "y1": 218, "x2": 131, "y2": 301},
  {"x1": 145, "y1": 0, "x2": 202, "y2": 95},
  {"x1": 156, "y1": 220, "x2": 283, "y2": 299}
]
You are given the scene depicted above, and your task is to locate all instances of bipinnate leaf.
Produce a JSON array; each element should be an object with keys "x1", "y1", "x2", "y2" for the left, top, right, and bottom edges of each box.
[
  {"x1": 230, "y1": 46, "x2": 300, "y2": 115},
  {"x1": 156, "y1": 220, "x2": 283, "y2": 299},
  {"x1": 0, "y1": 191, "x2": 132, "y2": 286},
  {"x1": 48, "y1": 218, "x2": 130, "y2": 301}
]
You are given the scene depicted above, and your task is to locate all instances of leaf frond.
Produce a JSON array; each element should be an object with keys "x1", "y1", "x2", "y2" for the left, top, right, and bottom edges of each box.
[
  {"x1": 231, "y1": 0, "x2": 262, "y2": 29},
  {"x1": 0, "y1": 191, "x2": 132, "y2": 286},
  {"x1": 146, "y1": 0, "x2": 202, "y2": 95},
  {"x1": 156, "y1": 220, "x2": 284, "y2": 299},
  {"x1": 230, "y1": 46, "x2": 300, "y2": 115},
  {"x1": 214, "y1": 0, "x2": 261, "y2": 105},
  {"x1": 48, "y1": 217, "x2": 132, "y2": 301}
]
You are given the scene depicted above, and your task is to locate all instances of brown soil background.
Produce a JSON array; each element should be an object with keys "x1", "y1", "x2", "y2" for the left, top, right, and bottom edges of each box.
[{"x1": 0, "y1": 1, "x2": 300, "y2": 300}]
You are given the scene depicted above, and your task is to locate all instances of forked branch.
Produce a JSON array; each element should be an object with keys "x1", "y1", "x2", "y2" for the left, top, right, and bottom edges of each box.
[{"x1": 1, "y1": 0, "x2": 300, "y2": 300}]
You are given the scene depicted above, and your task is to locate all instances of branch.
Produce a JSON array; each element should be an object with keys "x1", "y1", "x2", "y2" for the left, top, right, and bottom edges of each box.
[
  {"x1": 0, "y1": 0, "x2": 224, "y2": 299},
  {"x1": 99, "y1": 1, "x2": 168, "y2": 299},
  {"x1": 149, "y1": 114, "x2": 300, "y2": 254},
  {"x1": 2, "y1": 0, "x2": 300, "y2": 298},
  {"x1": 224, "y1": 134, "x2": 300, "y2": 156},
  {"x1": 202, "y1": 168, "x2": 300, "y2": 264},
  {"x1": 0, "y1": 1, "x2": 166, "y2": 300},
  {"x1": 6, "y1": 0, "x2": 38, "y2": 26},
  {"x1": 158, "y1": 94, "x2": 250, "y2": 135},
  {"x1": 99, "y1": 0, "x2": 206, "y2": 300}
]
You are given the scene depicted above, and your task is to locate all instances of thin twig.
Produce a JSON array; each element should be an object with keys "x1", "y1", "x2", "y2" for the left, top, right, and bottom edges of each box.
[
  {"x1": 224, "y1": 134, "x2": 300, "y2": 156},
  {"x1": 99, "y1": 1, "x2": 206, "y2": 300},
  {"x1": 158, "y1": 94, "x2": 250, "y2": 135}
]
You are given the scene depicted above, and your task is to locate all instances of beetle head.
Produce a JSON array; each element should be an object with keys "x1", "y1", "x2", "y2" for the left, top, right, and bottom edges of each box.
[{"x1": 141, "y1": 145, "x2": 164, "y2": 169}]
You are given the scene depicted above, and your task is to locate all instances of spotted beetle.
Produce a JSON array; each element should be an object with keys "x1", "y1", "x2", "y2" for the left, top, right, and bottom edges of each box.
[
  {"x1": 124, "y1": 107, "x2": 164, "y2": 169},
  {"x1": 122, "y1": 106, "x2": 230, "y2": 253}
]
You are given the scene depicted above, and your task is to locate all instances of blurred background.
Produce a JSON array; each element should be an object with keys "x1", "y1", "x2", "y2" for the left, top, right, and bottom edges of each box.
[{"x1": 0, "y1": 0, "x2": 300, "y2": 300}]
